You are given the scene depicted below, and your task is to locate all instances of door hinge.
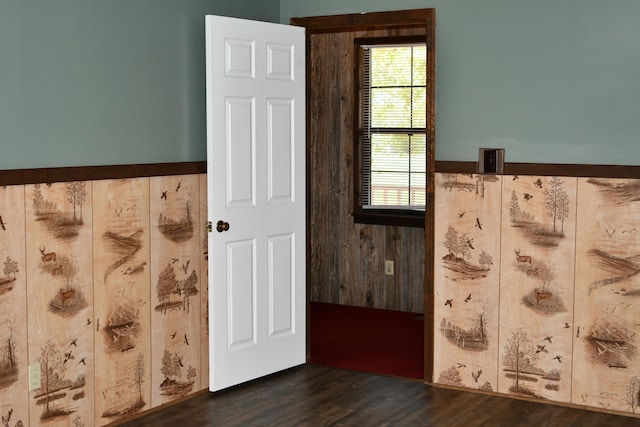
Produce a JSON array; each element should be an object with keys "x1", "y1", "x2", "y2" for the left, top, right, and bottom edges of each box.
[{"x1": 206, "y1": 221, "x2": 213, "y2": 233}]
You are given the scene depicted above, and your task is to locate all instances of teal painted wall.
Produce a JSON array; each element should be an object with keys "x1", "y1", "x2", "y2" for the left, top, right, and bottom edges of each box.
[
  {"x1": 5, "y1": 1, "x2": 639, "y2": 169},
  {"x1": 282, "y1": 1, "x2": 640, "y2": 165},
  {"x1": 0, "y1": 0, "x2": 279, "y2": 169}
]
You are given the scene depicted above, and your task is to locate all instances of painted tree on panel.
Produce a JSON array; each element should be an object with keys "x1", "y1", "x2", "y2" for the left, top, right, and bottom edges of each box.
[
  {"x1": 544, "y1": 176, "x2": 570, "y2": 233},
  {"x1": 441, "y1": 226, "x2": 490, "y2": 280},
  {"x1": 437, "y1": 366, "x2": 463, "y2": 387},
  {"x1": 100, "y1": 351, "x2": 147, "y2": 419},
  {"x1": 0, "y1": 312, "x2": 17, "y2": 389},
  {"x1": 159, "y1": 349, "x2": 195, "y2": 397},
  {"x1": 181, "y1": 270, "x2": 198, "y2": 313},
  {"x1": 32, "y1": 182, "x2": 88, "y2": 239},
  {"x1": 155, "y1": 261, "x2": 199, "y2": 314},
  {"x1": 2, "y1": 256, "x2": 18, "y2": 281},
  {"x1": 66, "y1": 182, "x2": 87, "y2": 222},
  {"x1": 156, "y1": 263, "x2": 179, "y2": 314},
  {"x1": 625, "y1": 375, "x2": 640, "y2": 413},
  {"x1": 508, "y1": 177, "x2": 569, "y2": 247},
  {"x1": 503, "y1": 328, "x2": 539, "y2": 395},
  {"x1": 0, "y1": 256, "x2": 18, "y2": 296},
  {"x1": 509, "y1": 191, "x2": 521, "y2": 221},
  {"x1": 38, "y1": 340, "x2": 68, "y2": 419},
  {"x1": 478, "y1": 250, "x2": 493, "y2": 271},
  {"x1": 134, "y1": 352, "x2": 146, "y2": 404}
]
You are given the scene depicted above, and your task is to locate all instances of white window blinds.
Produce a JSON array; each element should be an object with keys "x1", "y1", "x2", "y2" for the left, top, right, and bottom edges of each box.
[{"x1": 359, "y1": 44, "x2": 427, "y2": 210}]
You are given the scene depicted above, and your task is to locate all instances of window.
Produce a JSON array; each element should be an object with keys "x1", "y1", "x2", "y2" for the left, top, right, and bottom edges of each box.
[{"x1": 354, "y1": 36, "x2": 430, "y2": 227}]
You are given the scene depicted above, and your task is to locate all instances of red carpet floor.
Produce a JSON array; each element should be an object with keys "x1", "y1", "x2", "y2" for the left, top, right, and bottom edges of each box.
[{"x1": 308, "y1": 302, "x2": 424, "y2": 379}]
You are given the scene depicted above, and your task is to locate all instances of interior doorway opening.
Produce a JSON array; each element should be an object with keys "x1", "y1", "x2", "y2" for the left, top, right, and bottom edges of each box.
[{"x1": 291, "y1": 9, "x2": 435, "y2": 382}]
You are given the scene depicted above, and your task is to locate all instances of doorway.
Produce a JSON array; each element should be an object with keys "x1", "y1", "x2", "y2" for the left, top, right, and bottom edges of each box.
[{"x1": 291, "y1": 9, "x2": 435, "y2": 381}]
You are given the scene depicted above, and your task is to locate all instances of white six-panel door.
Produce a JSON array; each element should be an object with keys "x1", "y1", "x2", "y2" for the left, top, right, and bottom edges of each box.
[{"x1": 205, "y1": 15, "x2": 306, "y2": 391}]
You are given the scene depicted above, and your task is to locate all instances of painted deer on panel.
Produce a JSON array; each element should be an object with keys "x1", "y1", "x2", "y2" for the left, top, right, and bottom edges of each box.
[
  {"x1": 39, "y1": 245, "x2": 57, "y2": 264},
  {"x1": 514, "y1": 249, "x2": 532, "y2": 264}
]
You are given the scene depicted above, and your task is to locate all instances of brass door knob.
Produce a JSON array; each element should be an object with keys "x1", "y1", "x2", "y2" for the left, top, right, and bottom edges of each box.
[{"x1": 216, "y1": 220, "x2": 230, "y2": 232}]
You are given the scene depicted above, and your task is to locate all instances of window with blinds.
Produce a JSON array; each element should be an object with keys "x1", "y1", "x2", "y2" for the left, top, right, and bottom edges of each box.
[{"x1": 358, "y1": 42, "x2": 427, "y2": 211}]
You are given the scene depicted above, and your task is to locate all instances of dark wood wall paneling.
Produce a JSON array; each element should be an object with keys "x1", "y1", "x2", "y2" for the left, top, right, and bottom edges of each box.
[{"x1": 293, "y1": 10, "x2": 431, "y2": 316}]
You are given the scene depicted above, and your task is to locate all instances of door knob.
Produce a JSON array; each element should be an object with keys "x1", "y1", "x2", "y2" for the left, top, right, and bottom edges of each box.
[{"x1": 216, "y1": 220, "x2": 230, "y2": 232}]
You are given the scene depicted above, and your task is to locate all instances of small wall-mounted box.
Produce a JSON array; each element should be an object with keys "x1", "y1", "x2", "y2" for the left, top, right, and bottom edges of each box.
[{"x1": 478, "y1": 148, "x2": 505, "y2": 174}]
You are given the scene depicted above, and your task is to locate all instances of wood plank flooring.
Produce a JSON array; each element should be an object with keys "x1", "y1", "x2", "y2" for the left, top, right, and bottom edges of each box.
[{"x1": 117, "y1": 365, "x2": 640, "y2": 426}]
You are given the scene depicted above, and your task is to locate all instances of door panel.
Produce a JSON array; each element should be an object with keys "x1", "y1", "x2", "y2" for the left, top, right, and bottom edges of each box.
[
  {"x1": 268, "y1": 99, "x2": 294, "y2": 202},
  {"x1": 205, "y1": 15, "x2": 305, "y2": 391},
  {"x1": 269, "y1": 233, "x2": 294, "y2": 337},
  {"x1": 226, "y1": 97, "x2": 255, "y2": 206},
  {"x1": 227, "y1": 239, "x2": 256, "y2": 348}
]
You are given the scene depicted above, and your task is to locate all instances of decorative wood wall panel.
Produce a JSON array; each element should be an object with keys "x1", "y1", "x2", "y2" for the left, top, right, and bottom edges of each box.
[
  {"x1": 93, "y1": 178, "x2": 151, "y2": 425},
  {"x1": 150, "y1": 175, "x2": 202, "y2": 407},
  {"x1": 573, "y1": 178, "x2": 640, "y2": 414},
  {"x1": 434, "y1": 173, "x2": 640, "y2": 417},
  {"x1": 0, "y1": 168, "x2": 207, "y2": 425},
  {"x1": 498, "y1": 176, "x2": 577, "y2": 402},
  {"x1": 26, "y1": 181, "x2": 95, "y2": 426},
  {"x1": 434, "y1": 174, "x2": 502, "y2": 392},
  {"x1": 0, "y1": 186, "x2": 28, "y2": 426},
  {"x1": 307, "y1": 28, "x2": 425, "y2": 313}
]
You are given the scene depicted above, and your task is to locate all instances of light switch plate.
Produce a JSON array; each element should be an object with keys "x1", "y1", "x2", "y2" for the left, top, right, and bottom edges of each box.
[{"x1": 385, "y1": 260, "x2": 394, "y2": 276}]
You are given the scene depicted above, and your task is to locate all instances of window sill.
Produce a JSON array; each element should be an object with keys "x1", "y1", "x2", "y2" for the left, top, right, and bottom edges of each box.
[{"x1": 353, "y1": 210, "x2": 425, "y2": 228}]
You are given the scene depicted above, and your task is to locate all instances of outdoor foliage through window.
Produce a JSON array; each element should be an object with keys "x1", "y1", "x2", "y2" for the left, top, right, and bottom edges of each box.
[{"x1": 360, "y1": 43, "x2": 427, "y2": 210}]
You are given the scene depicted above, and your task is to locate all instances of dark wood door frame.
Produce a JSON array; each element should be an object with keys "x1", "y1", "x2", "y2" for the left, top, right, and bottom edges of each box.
[{"x1": 291, "y1": 8, "x2": 436, "y2": 383}]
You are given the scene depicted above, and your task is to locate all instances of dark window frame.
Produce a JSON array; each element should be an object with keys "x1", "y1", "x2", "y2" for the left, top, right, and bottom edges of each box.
[{"x1": 354, "y1": 35, "x2": 428, "y2": 228}]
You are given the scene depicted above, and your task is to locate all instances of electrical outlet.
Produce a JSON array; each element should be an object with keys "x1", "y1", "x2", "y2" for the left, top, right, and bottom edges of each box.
[
  {"x1": 385, "y1": 260, "x2": 394, "y2": 276},
  {"x1": 28, "y1": 363, "x2": 41, "y2": 391}
]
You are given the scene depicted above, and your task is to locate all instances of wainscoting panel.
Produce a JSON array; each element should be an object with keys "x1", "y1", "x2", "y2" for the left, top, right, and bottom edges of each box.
[
  {"x1": 150, "y1": 174, "x2": 202, "y2": 407},
  {"x1": 497, "y1": 176, "x2": 577, "y2": 403},
  {"x1": 0, "y1": 186, "x2": 28, "y2": 426},
  {"x1": 433, "y1": 174, "x2": 502, "y2": 392},
  {"x1": 0, "y1": 166, "x2": 208, "y2": 426},
  {"x1": 26, "y1": 181, "x2": 95, "y2": 425},
  {"x1": 434, "y1": 172, "x2": 640, "y2": 417},
  {"x1": 573, "y1": 178, "x2": 640, "y2": 413},
  {"x1": 93, "y1": 178, "x2": 152, "y2": 425}
]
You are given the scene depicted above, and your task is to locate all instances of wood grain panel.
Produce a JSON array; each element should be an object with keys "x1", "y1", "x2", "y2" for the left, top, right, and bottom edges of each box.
[
  {"x1": 353, "y1": 224, "x2": 384, "y2": 308},
  {"x1": 573, "y1": 177, "x2": 640, "y2": 414},
  {"x1": 0, "y1": 185, "x2": 28, "y2": 426},
  {"x1": 307, "y1": 25, "x2": 426, "y2": 313},
  {"x1": 402, "y1": 226, "x2": 425, "y2": 313},
  {"x1": 92, "y1": 178, "x2": 151, "y2": 425},
  {"x1": 384, "y1": 226, "x2": 402, "y2": 310},
  {"x1": 433, "y1": 173, "x2": 502, "y2": 392},
  {"x1": 25, "y1": 181, "x2": 94, "y2": 426},
  {"x1": 307, "y1": 31, "x2": 341, "y2": 303},
  {"x1": 149, "y1": 175, "x2": 201, "y2": 406},
  {"x1": 498, "y1": 176, "x2": 577, "y2": 403}
]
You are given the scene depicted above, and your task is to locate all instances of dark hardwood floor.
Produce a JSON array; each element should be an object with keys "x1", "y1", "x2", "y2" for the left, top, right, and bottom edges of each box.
[{"x1": 118, "y1": 365, "x2": 639, "y2": 426}]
